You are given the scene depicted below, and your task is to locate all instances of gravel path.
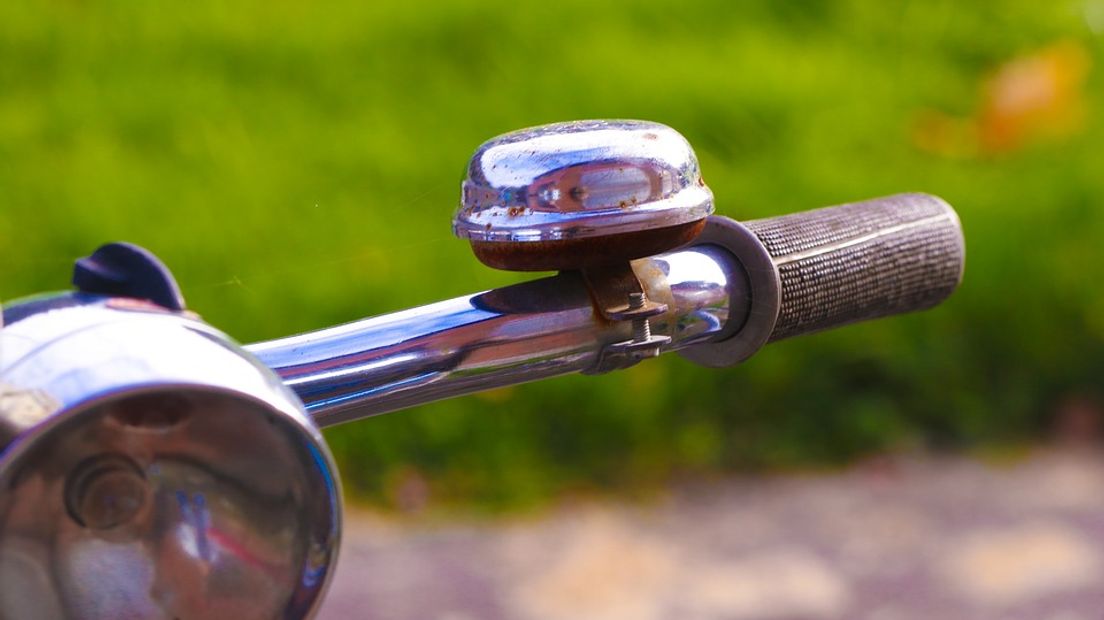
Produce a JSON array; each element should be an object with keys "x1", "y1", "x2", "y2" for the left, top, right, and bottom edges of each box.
[{"x1": 317, "y1": 450, "x2": 1104, "y2": 620}]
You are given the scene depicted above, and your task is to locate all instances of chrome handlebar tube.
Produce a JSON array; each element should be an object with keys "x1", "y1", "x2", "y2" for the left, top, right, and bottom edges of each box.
[{"x1": 248, "y1": 243, "x2": 744, "y2": 428}]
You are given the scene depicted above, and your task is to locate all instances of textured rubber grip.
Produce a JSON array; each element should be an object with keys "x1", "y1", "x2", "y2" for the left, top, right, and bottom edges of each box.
[{"x1": 743, "y1": 193, "x2": 964, "y2": 342}]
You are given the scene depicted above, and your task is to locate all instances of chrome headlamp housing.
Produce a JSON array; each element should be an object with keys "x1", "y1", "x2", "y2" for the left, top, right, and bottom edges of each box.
[{"x1": 0, "y1": 292, "x2": 341, "y2": 619}]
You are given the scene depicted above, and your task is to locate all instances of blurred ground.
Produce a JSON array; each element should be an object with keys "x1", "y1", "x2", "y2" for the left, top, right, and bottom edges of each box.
[{"x1": 319, "y1": 449, "x2": 1104, "y2": 620}]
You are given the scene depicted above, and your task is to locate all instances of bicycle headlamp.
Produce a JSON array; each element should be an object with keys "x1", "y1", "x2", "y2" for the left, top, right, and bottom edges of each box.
[{"x1": 0, "y1": 245, "x2": 341, "y2": 619}]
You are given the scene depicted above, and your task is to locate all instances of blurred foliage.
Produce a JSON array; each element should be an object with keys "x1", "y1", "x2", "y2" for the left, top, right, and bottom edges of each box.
[{"x1": 2, "y1": 0, "x2": 1103, "y2": 508}]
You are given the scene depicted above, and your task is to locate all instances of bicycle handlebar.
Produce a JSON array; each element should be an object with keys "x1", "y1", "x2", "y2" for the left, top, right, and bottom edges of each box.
[{"x1": 250, "y1": 193, "x2": 965, "y2": 425}]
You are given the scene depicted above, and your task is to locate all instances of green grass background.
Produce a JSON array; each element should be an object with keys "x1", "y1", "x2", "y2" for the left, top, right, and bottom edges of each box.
[{"x1": 2, "y1": 1, "x2": 1102, "y2": 507}]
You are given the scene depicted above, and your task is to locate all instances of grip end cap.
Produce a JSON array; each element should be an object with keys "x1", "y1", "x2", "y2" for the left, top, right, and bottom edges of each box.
[{"x1": 678, "y1": 216, "x2": 781, "y2": 368}]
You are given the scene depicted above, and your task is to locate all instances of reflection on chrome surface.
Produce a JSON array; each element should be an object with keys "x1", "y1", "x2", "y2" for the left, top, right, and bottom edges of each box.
[
  {"x1": 454, "y1": 120, "x2": 713, "y2": 243},
  {"x1": 0, "y1": 390, "x2": 335, "y2": 619}
]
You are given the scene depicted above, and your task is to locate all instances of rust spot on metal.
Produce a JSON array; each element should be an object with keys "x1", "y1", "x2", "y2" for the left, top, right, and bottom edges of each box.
[{"x1": 580, "y1": 280, "x2": 616, "y2": 327}]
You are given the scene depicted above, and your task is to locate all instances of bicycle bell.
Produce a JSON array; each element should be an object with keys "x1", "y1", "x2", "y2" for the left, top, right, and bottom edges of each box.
[
  {"x1": 0, "y1": 244, "x2": 340, "y2": 619},
  {"x1": 453, "y1": 119, "x2": 715, "y2": 271}
]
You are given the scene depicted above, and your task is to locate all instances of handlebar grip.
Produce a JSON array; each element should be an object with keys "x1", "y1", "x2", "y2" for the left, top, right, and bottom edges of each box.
[
  {"x1": 744, "y1": 193, "x2": 964, "y2": 342},
  {"x1": 680, "y1": 193, "x2": 964, "y2": 368}
]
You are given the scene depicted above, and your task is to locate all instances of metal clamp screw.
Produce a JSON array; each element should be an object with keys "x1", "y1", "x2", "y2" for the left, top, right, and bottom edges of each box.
[
  {"x1": 583, "y1": 273, "x2": 672, "y2": 375},
  {"x1": 628, "y1": 292, "x2": 651, "y2": 342},
  {"x1": 605, "y1": 290, "x2": 670, "y2": 358}
]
